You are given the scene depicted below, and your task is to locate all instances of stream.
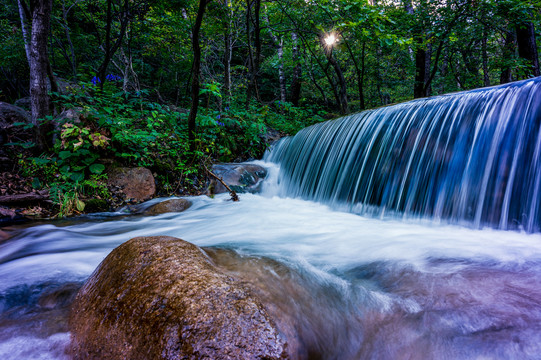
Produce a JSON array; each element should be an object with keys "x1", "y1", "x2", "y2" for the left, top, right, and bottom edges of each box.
[{"x1": 2, "y1": 162, "x2": 541, "y2": 359}]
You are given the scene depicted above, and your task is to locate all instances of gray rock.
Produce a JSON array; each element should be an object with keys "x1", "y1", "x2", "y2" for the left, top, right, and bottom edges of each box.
[
  {"x1": 69, "y1": 236, "x2": 289, "y2": 360},
  {"x1": 210, "y1": 163, "x2": 267, "y2": 195}
]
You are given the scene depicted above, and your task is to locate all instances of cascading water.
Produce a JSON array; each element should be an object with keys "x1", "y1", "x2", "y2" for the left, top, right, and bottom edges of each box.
[
  {"x1": 266, "y1": 77, "x2": 541, "y2": 232},
  {"x1": 2, "y1": 78, "x2": 541, "y2": 360}
]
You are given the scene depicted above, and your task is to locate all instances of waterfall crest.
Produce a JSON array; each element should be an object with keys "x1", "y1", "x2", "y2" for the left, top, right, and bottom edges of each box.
[{"x1": 266, "y1": 77, "x2": 541, "y2": 232}]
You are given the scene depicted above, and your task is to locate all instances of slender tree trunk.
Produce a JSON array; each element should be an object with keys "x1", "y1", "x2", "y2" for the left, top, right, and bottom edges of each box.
[
  {"x1": 97, "y1": 0, "x2": 129, "y2": 88},
  {"x1": 343, "y1": 38, "x2": 365, "y2": 111},
  {"x1": 61, "y1": 0, "x2": 77, "y2": 79},
  {"x1": 326, "y1": 50, "x2": 348, "y2": 114},
  {"x1": 223, "y1": 0, "x2": 232, "y2": 103},
  {"x1": 482, "y1": 25, "x2": 490, "y2": 87},
  {"x1": 245, "y1": 0, "x2": 254, "y2": 107},
  {"x1": 516, "y1": 21, "x2": 540, "y2": 77},
  {"x1": 254, "y1": 0, "x2": 261, "y2": 75},
  {"x1": 290, "y1": 32, "x2": 302, "y2": 106},
  {"x1": 414, "y1": 40, "x2": 428, "y2": 98},
  {"x1": 17, "y1": 0, "x2": 31, "y2": 64},
  {"x1": 187, "y1": 0, "x2": 208, "y2": 151},
  {"x1": 308, "y1": 59, "x2": 328, "y2": 105},
  {"x1": 500, "y1": 28, "x2": 516, "y2": 84},
  {"x1": 246, "y1": 0, "x2": 261, "y2": 106},
  {"x1": 359, "y1": 41, "x2": 366, "y2": 110},
  {"x1": 263, "y1": 11, "x2": 286, "y2": 104},
  {"x1": 29, "y1": 0, "x2": 53, "y2": 151}
]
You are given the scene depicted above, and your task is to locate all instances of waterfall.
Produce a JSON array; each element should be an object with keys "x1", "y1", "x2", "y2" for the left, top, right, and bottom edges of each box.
[{"x1": 266, "y1": 77, "x2": 541, "y2": 232}]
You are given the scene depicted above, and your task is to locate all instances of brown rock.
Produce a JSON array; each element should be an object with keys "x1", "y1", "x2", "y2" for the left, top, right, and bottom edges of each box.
[
  {"x1": 143, "y1": 198, "x2": 191, "y2": 216},
  {"x1": 69, "y1": 236, "x2": 289, "y2": 360},
  {"x1": 107, "y1": 167, "x2": 156, "y2": 203}
]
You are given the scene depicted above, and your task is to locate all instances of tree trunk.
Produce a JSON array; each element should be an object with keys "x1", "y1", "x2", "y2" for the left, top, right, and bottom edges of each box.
[
  {"x1": 246, "y1": 0, "x2": 261, "y2": 106},
  {"x1": 414, "y1": 40, "x2": 430, "y2": 98},
  {"x1": 263, "y1": 11, "x2": 286, "y2": 104},
  {"x1": 17, "y1": 0, "x2": 31, "y2": 64},
  {"x1": 61, "y1": 0, "x2": 77, "y2": 79},
  {"x1": 97, "y1": 0, "x2": 129, "y2": 89},
  {"x1": 29, "y1": 0, "x2": 53, "y2": 151},
  {"x1": 308, "y1": 59, "x2": 328, "y2": 105},
  {"x1": 187, "y1": 0, "x2": 208, "y2": 151},
  {"x1": 482, "y1": 25, "x2": 490, "y2": 87},
  {"x1": 326, "y1": 51, "x2": 348, "y2": 115},
  {"x1": 516, "y1": 21, "x2": 540, "y2": 77},
  {"x1": 223, "y1": 0, "x2": 232, "y2": 103},
  {"x1": 343, "y1": 37, "x2": 365, "y2": 111},
  {"x1": 290, "y1": 32, "x2": 302, "y2": 106},
  {"x1": 245, "y1": 0, "x2": 254, "y2": 107},
  {"x1": 359, "y1": 41, "x2": 366, "y2": 110},
  {"x1": 500, "y1": 28, "x2": 516, "y2": 84}
]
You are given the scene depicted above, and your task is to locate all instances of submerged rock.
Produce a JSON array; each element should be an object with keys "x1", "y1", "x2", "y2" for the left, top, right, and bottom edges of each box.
[
  {"x1": 107, "y1": 167, "x2": 156, "y2": 203},
  {"x1": 209, "y1": 163, "x2": 267, "y2": 195},
  {"x1": 69, "y1": 236, "x2": 289, "y2": 359},
  {"x1": 143, "y1": 198, "x2": 191, "y2": 216}
]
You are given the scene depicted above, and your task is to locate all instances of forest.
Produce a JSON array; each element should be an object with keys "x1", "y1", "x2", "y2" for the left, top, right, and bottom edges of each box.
[{"x1": 0, "y1": 0, "x2": 540, "y2": 217}]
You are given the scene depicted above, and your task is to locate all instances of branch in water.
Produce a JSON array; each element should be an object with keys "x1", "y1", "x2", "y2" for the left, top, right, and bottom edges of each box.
[{"x1": 204, "y1": 165, "x2": 239, "y2": 201}]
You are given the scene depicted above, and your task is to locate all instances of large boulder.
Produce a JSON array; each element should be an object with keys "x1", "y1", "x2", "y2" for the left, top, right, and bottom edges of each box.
[
  {"x1": 210, "y1": 163, "x2": 267, "y2": 195},
  {"x1": 107, "y1": 167, "x2": 156, "y2": 203},
  {"x1": 69, "y1": 236, "x2": 289, "y2": 359}
]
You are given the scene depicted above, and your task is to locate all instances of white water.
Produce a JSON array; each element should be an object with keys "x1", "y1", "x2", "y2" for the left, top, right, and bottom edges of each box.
[{"x1": 2, "y1": 162, "x2": 541, "y2": 359}]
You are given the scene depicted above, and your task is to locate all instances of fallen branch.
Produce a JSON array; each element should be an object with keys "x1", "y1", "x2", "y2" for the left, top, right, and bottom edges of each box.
[
  {"x1": 0, "y1": 190, "x2": 49, "y2": 204},
  {"x1": 204, "y1": 165, "x2": 239, "y2": 201}
]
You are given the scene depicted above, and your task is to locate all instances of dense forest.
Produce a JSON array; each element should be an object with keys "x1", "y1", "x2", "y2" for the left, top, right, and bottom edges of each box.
[{"x1": 0, "y1": 0, "x2": 540, "y2": 216}]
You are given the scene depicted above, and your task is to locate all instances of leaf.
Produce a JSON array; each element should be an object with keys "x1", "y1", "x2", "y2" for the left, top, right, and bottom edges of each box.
[
  {"x1": 59, "y1": 151, "x2": 72, "y2": 159},
  {"x1": 76, "y1": 199, "x2": 85, "y2": 212},
  {"x1": 89, "y1": 163, "x2": 105, "y2": 174},
  {"x1": 70, "y1": 172, "x2": 84, "y2": 182},
  {"x1": 31, "y1": 177, "x2": 41, "y2": 189}
]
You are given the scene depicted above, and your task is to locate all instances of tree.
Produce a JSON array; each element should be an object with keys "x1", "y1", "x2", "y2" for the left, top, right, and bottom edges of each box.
[
  {"x1": 516, "y1": 20, "x2": 540, "y2": 77},
  {"x1": 187, "y1": 0, "x2": 209, "y2": 150},
  {"x1": 17, "y1": 0, "x2": 54, "y2": 150}
]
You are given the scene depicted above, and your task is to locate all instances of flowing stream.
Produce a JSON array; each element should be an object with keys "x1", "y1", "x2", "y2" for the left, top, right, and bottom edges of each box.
[{"x1": 1, "y1": 78, "x2": 541, "y2": 359}]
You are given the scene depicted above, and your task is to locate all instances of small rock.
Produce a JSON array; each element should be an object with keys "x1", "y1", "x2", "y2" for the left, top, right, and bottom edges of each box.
[{"x1": 143, "y1": 199, "x2": 191, "y2": 216}]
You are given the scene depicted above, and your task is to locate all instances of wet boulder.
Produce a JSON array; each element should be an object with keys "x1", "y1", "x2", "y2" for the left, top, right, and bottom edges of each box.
[
  {"x1": 210, "y1": 163, "x2": 267, "y2": 194},
  {"x1": 143, "y1": 198, "x2": 191, "y2": 216},
  {"x1": 69, "y1": 236, "x2": 289, "y2": 360},
  {"x1": 107, "y1": 167, "x2": 156, "y2": 203}
]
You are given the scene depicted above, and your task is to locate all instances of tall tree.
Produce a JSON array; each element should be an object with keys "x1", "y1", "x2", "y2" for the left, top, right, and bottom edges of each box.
[
  {"x1": 289, "y1": 31, "x2": 302, "y2": 106},
  {"x1": 187, "y1": 0, "x2": 209, "y2": 150},
  {"x1": 18, "y1": 0, "x2": 54, "y2": 150},
  {"x1": 516, "y1": 20, "x2": 540, "y2": 77},
  {"x1": 97, "y1": 0, "x2": 131, "y2": 88},
  {"x1": 264, "y1": 8, "x2": 287, "y2": 104}
]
